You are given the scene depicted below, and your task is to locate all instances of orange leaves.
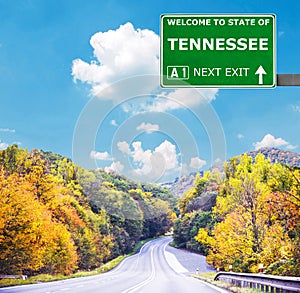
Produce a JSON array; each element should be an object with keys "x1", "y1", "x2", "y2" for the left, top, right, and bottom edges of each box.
[{"x1": 0, "y1": 172, "x2": 49, "y2": 273}]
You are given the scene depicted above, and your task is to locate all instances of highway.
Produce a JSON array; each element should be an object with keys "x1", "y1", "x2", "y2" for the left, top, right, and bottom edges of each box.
[{"x1": 1, "y1": 237, "x2": 225, "y2": 293}]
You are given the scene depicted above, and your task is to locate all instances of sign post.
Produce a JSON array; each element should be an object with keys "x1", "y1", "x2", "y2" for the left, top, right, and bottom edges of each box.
[{"x1": 160, "y1": 14, "x2": 276, "y2": 88}]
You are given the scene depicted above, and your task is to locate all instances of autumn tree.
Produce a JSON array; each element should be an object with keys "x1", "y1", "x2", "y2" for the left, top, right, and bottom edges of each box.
[
  {"x1": 195, "y1": 154, "x2": 299, "y2": 275},
  {"x1": 0, "y1": 169, "x2": 78, "y2": 275},
  {"x1": 0, "y1": 145, "x2": 177, "y2": 275}
]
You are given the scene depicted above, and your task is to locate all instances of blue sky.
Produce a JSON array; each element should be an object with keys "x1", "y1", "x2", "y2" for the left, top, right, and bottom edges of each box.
[{"x1": 0, "y1": 0, "x2": 299, "y2": 182}]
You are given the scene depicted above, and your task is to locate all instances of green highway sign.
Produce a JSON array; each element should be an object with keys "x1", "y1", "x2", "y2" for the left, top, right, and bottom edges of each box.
[{"x1": 160, "y1": 14, "x2": 276, "y2": 88}]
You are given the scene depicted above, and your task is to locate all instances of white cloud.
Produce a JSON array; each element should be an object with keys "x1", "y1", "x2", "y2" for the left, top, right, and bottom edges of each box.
[
  {"x1": 117, "y1": 141, "x2": 131, "y2": 154},
  {"x1": 110, "y1": 119, "x2": 118, "y2": 126},
  {"x1": 120, "y1": 140, "x2": 180, "y2": 178},
  {"x1": 104, "y1": 161, "x2": 124, "y2": 173},
  {"x1": 0, "y1": 142, "x2": 8, "y2": 150},
  {"x1": 97, "y1": 140, "x2": 210, "y2": 181},
  {"x1": 72, "y1": 22, "x2": 218, "y2": 111},
  {"x1": 72, "y1": 22, "x2": 159, "y2": 100},
  {"x1": 164, "y1": 88, "x2": 217, "y2": 107},
  {"x1": 90, "y1": 150, "x2": 113, "y2": 161},
  {"x1": 190, "y1": 157, "x2": 207, "y2": 169},
  {"x1": 136, "y1": 122, "x2": 159, "y2": 133},
  {"x1": 237, "y1": 133, "x2": 244, "y2": 139},
  {"x1": 154, "y1": 140, "x2": 179, "y2": 170},
  {"x1": 91, "y1": 141, "x2": 178, "y2": 177},
  {"x1": 120, "y1": 87, "x2": 218, "y2": 115},
  {"x1": 212, "y1": 157, "x2": 224, "y2": 168},
  {"x1": 131, "y1": 141, "x2": 153, "y2": 175},
  {"x1": 254, "y1": 134, "x2": 296, "y2": 150},
  {"x1": 0, "y1": 128, "x2": 15, "y2": 133},
  {"x1": 145, "y1": 88, "x2": 218, "y2": 112},
  {"x1": 286, "y1": 144, "x2": 298, "y2": 150}
]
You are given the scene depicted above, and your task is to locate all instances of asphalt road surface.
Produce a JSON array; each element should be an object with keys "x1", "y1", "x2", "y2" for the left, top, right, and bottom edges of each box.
[{"x1": 1, "y1": 237, "x2": 226, "y2": 293}]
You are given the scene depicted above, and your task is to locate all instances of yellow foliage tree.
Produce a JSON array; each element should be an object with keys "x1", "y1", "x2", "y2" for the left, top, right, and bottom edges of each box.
[
  {"x1": 260, "y1": 223, "x2": 294, "y2": 274},
  {"x1": 0, "y1": 170, "x2": 78, "y2": 275},
  {"x1": 195, "y1": 154, "x2": 300, "y2": 275},
  {"x1": 0, "y1": 171, "x2": 48, "y2": 274}
]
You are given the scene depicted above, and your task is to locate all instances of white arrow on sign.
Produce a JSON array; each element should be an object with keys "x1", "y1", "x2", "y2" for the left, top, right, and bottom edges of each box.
[{"x1": 255, "y1": 65, "x2": 267, "y2": 85}]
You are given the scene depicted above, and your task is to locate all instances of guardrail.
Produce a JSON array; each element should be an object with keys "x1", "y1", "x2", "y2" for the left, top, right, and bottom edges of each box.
[
  {"x1": 0, "y1": 275, "x2": 28, "y2": 280},
  {"x1": 214, "y1": 272, "x2": 300, "y2": 293}
]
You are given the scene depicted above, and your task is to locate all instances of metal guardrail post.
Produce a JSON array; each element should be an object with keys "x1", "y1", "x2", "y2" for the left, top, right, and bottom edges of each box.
[
  {"x1": 0, "y1": 275, "x2": 28, "y2": 280},
  {"x1": 214, "y1": 272, "x2": 300, "y2": 292}
]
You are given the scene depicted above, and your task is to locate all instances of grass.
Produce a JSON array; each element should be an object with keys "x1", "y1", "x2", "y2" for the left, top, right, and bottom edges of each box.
[
  {"x1": 0, "y1": 278, "x2": 32, "y2": 288},
  {"x1": 0, "y1": 238, "x2": 153, "y2": 288},
  {"x1": 193, "y1": 272, "x2": 262, "y2": 293}
]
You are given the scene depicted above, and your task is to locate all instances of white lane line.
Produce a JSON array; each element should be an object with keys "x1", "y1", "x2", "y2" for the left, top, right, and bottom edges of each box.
[
  {"x1": 112, "y1": 240, "x2": 153, "y2": 274},
  {"x1": 121, "y1": 246, "x2": 156, "y2": 293},
  {"x1": 163, "y1": 241, "x2": 188, "y2": 274},
  {"x1": 133, "y1": 239, "x2": 151, "y2": 271}
]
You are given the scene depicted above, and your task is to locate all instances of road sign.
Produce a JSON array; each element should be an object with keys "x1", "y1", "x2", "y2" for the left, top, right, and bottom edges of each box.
[{"x1": 160, "y1": 14, "x2": 276, "y2": 88}]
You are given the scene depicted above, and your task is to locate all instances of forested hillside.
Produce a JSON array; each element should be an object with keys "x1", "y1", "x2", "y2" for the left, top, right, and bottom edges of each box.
[
  {"x1": 173, "y1": 153, "x2": 300, "y2": 276},
  {"x1": 165, "y1": 148, "x2": 300, "y2": 199},
  {"x1": 0, "y1": 145, "x2": 176, "y2": 276}
]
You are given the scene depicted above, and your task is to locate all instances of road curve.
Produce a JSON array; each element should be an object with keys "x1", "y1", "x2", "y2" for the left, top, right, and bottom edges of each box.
[{"x1": 1, "y1": 237, "x2": 224, "y2": 293}]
